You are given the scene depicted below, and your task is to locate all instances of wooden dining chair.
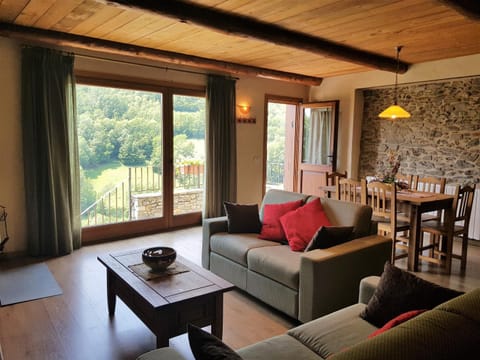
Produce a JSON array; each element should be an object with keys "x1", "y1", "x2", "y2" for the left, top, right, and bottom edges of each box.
[
  {"x1": 413, "y1": 175, "x2": 447, "y2": 222},
  {"x1": 420, "y1": 183, "x2": 476, "y2": 273},
  {"x1": 396, "y1": 173, "x2": 414, "y2": 190},
  {"x1": 325, "y1": 170, "x2": 348, "y2": 186},
  {"x1": 395, "y1": 173, "x2": 415, "y2": 222},
  {"x1": 413, "y1": 176, "x2": 446, "y2": 193},
  {"x1": 336, "y1": 178, "x2": 367, "y2": 204},
  {"x1": 323, "y1": 170, "x2": 348, "y2": 198},
  {"x1": 367, "y1": 181, "x2": 411, "y2": 263}
]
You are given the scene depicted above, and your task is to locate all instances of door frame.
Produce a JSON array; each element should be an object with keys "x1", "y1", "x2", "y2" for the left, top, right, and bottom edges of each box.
[
  {"x1": 296, "y1": 100, "x2": 339, "y2": 196},
  {"x1": 263, "y1": 94, "x2": 303, "y2": 197}
]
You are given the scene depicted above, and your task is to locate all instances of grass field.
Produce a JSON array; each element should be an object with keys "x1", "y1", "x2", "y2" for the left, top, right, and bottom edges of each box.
[
  {"x1": 85, "y1": 161, "x2": 129, "y2": 196},
  {"x1": 84, "y1": 139, "x2": 205, "y2": 198}
]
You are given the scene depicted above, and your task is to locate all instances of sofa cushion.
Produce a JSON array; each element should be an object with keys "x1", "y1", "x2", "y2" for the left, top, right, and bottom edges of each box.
[
  {"x1": 188, "y1": 324, "x2": 243, "y2": 360},
  {"x1": 288, "y1": 303, "x2": 376, "y2": 359},
  {"x1": 280, "y1": 198, "x2": 332, "y2": 251},
  {"x1": 259, "y1": 189, "x2": 309, "y2": 222},
  {"x1": 247, "y1": 245, "x2": 301, "y2": 290},
  {"x1": 434, "y1": 287, "x2": 480, "y2": 322},
  {"x1": 238, "y1": 334, "x2": 320, "y2": 360},
  {"x1": 224, "y1": 202, "x2": 261, "y2": 234},
  {"x1": 360, "y1": 262, "x2": 463, "y2": 327},
  {"x1": 210, "y1": 233, "x2": 281, "y2": 266},
  {"x1": 259, "y1": 199, "x2": 303, "y2": 242},
  {"x1": 332, "y1": 308, "x2": 480, "y2": 360},
  {"x1": 304, "y1": 226, "x2": 354, "y2": 251},
  {"x1": 247, "y1": 270, "x2": 299, "y2": 319},
  {"x1": 210, "y1": 253, "x2": 248, "y2": 289},
  {"x1": 319, "y1": 198, "x2": 373, "y2": 238}
]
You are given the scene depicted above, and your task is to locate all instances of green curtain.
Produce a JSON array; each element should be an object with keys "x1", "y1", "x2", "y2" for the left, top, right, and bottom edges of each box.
[
  {"x1": 21, "y1": 46, "x2": 81, "y2": 256},
  {"x1": 204, "y1": 75, "x2": 237, "y2": 218}
]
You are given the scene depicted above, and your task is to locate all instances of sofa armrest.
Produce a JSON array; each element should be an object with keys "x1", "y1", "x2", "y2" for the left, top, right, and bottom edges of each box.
[
  {"x1": 202, "y1": 216, "x2": 228, "y2": 269},
  {"x1": 358, "y1": 276, "x2": 381, "y2": 304},
  {"x1": 298, "y1": 235, "x2": 391, "y2": 323},
  {"x1": 136, "y1": 347, "x2": 187, "y2": 360}
]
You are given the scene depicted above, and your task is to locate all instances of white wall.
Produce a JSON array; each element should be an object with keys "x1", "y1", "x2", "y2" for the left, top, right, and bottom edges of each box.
[
  {"x1": 0, "y1": 37, "x2": 308, "y2": 253},
  {"x1": 310, "y1": 54, "x2": 480, "y2": 179},
  {"x1": 235, "y1": 77, "x2": 308, "y2": 204}
]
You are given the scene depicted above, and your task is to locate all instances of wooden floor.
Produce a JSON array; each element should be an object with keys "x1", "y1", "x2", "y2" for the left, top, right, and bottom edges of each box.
[{"x1": 1, "y1": 226, "x2": 479, "y2": 360}]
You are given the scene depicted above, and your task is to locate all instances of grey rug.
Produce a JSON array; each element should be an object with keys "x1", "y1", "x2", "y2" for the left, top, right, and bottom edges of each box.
[{"x1": 0, "y1": 263, "x2": 62, "y2": 306}]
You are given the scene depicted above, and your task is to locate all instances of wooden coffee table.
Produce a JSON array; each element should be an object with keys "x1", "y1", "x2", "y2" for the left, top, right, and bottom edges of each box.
[{"x1": 97, "y1": 249, "x2": 234, "y2": 348}]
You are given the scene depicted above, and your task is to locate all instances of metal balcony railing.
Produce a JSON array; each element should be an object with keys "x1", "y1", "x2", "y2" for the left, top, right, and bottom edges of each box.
[
  {"x1": 266, "y1": 161, "x2": 284, "y2": 186},
  {"x1": 81, "y1": 164, "x2": 204, "y2": 227}
]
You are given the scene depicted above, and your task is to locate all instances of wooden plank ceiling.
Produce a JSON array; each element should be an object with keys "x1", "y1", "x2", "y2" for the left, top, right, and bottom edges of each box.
[{"x1": 0, "y1": 0, "x2": 479, "y2": 85}]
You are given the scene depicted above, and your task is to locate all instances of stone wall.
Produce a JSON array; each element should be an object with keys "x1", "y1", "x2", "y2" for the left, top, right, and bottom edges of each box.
[
  {"x1": 359, "y1": 77, "x2": 480, "y2": 185},
  {"x1": 174, "y1": 189, "x2": 204, "y2": 215},
  {"x1": 131, "y1": 189, "x2": 203, "y2": 219}
]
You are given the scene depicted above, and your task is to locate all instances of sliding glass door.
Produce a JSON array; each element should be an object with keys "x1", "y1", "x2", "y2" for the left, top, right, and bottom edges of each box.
[
  {"x1": 76, "y1": 77, "x2": 205, "y2": 242},
  {"x1": 173, "y1": 94, "x2": 205, "y2": 216}
]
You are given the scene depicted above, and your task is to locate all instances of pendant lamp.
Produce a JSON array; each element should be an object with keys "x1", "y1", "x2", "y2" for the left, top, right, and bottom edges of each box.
[{"x1": 379, "y1": 46, "x2": 411, "y2": 119}]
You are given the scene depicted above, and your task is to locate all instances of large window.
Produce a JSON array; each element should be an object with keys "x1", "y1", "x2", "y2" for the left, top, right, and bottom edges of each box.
[{"x1": 76, "y1": 77, "x2": 205, "y2": 242}]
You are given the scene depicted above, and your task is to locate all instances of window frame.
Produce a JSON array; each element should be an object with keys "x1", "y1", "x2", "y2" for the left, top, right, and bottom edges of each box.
[{"x1": 75, "y1": 71, "x2": 206, "y2": 243}]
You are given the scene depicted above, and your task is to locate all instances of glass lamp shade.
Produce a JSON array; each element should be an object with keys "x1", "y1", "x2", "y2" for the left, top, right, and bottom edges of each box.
[{"x1": 378, "y1": 104, "x2": 411, "y2": 119}]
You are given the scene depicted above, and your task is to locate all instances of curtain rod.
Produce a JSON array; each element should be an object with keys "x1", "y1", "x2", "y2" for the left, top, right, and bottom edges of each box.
[{"x1": 75, "y1": 53, "x2": 239, "y2": 80}]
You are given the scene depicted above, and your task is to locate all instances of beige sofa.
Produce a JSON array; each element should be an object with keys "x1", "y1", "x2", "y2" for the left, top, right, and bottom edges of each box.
[
  {"x1": 137, "y1": 276, "x2": 480, "y2": 360},
  {"x1": 202, "y1": 189, "x2": 392, "y2": 322}
]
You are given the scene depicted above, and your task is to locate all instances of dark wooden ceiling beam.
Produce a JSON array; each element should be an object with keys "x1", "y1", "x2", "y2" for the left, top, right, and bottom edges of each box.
[
  {"x1": 102, "y1": 0, "x2": 409, "y2": 74},
  {"x1": 438, "y1": 0, "x2": 480, "y2": 20},
  {"x1": 0, "y1": 23, "x2": 323, "y2": 86}
]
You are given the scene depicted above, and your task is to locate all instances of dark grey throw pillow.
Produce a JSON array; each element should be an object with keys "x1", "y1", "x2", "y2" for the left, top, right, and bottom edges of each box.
[
  {"x1": 188, "y1": 324, "x2": 243, "y2": 360},
  {"x1": 360, "y1": 262, "x2": 464, "y2": 328},
  {"x1": 224, "y1": 201, "x2": 261, "y2": 233},
  {"x1": 304, "y1": 226, "x2": 354, "y2": 251}
]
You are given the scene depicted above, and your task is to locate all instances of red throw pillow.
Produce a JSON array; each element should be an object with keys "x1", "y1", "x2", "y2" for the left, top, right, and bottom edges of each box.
[
  {"x1": 368, "y1": 309, "x2": 427, "y2": 338},
  {"x1": 280, "y1": 198, "x2": 331, "y2": 251},
  {"x1": 259, "y1": 199, "x2": 303, "y2": 242}
]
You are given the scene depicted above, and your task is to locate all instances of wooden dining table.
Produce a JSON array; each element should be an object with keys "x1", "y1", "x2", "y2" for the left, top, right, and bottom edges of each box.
[
  {"x1": 319, "y1": 185, "x2": 455, "y2": 272},
  {"x1": 397, "y1": 191, "x2": 454, "y2": 272}
]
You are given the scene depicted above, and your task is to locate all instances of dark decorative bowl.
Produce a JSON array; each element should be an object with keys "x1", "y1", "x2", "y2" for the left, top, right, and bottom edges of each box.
[{"x1": 142, "y1": 246, "x2": 176, "y2": 272}]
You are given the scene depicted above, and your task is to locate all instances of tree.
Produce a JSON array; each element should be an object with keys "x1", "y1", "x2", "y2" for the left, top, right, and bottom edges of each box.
[
  {"x1": 174, "y1": 110, "x2": 205, "y2": 139},
  {"x1": 78, "y1": 136, "x2": 95, "y2": 168},
  {"x1": 174, "y1": 95, "x2": 204, "y2": 112},
  {"x1": 99, "y1": 94, "x2": 129, "y2": 119},
  {"x1": 118, "y1": 137, "x2": 147, "y2": 166},
  {"x1": 77, "y1": 113, "x2": 117, "y2": 168},
  {"x1": 150, "y1": 135, "x2": 163, "y2": 168},
  {"x1": 174, "y1": 134, "x2": 195, "y2": 163},
  {"x1": 117, "y1": 118, "x2": 158, "y2": 166},
  {"x1": 80, "y1": 168, "x2": 96, "y2": 213}
]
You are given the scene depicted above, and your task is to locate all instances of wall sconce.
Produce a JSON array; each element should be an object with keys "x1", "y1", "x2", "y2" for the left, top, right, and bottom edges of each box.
[
  {"x1": 0, "y1": 205, "x2": 9, "y2": 253},
  {"x1": 238, "y1": 104, "x2": 251, "y2": 116},
  {"x1": 237, "y1": 103, "x2": 256, "y2": 124}
]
